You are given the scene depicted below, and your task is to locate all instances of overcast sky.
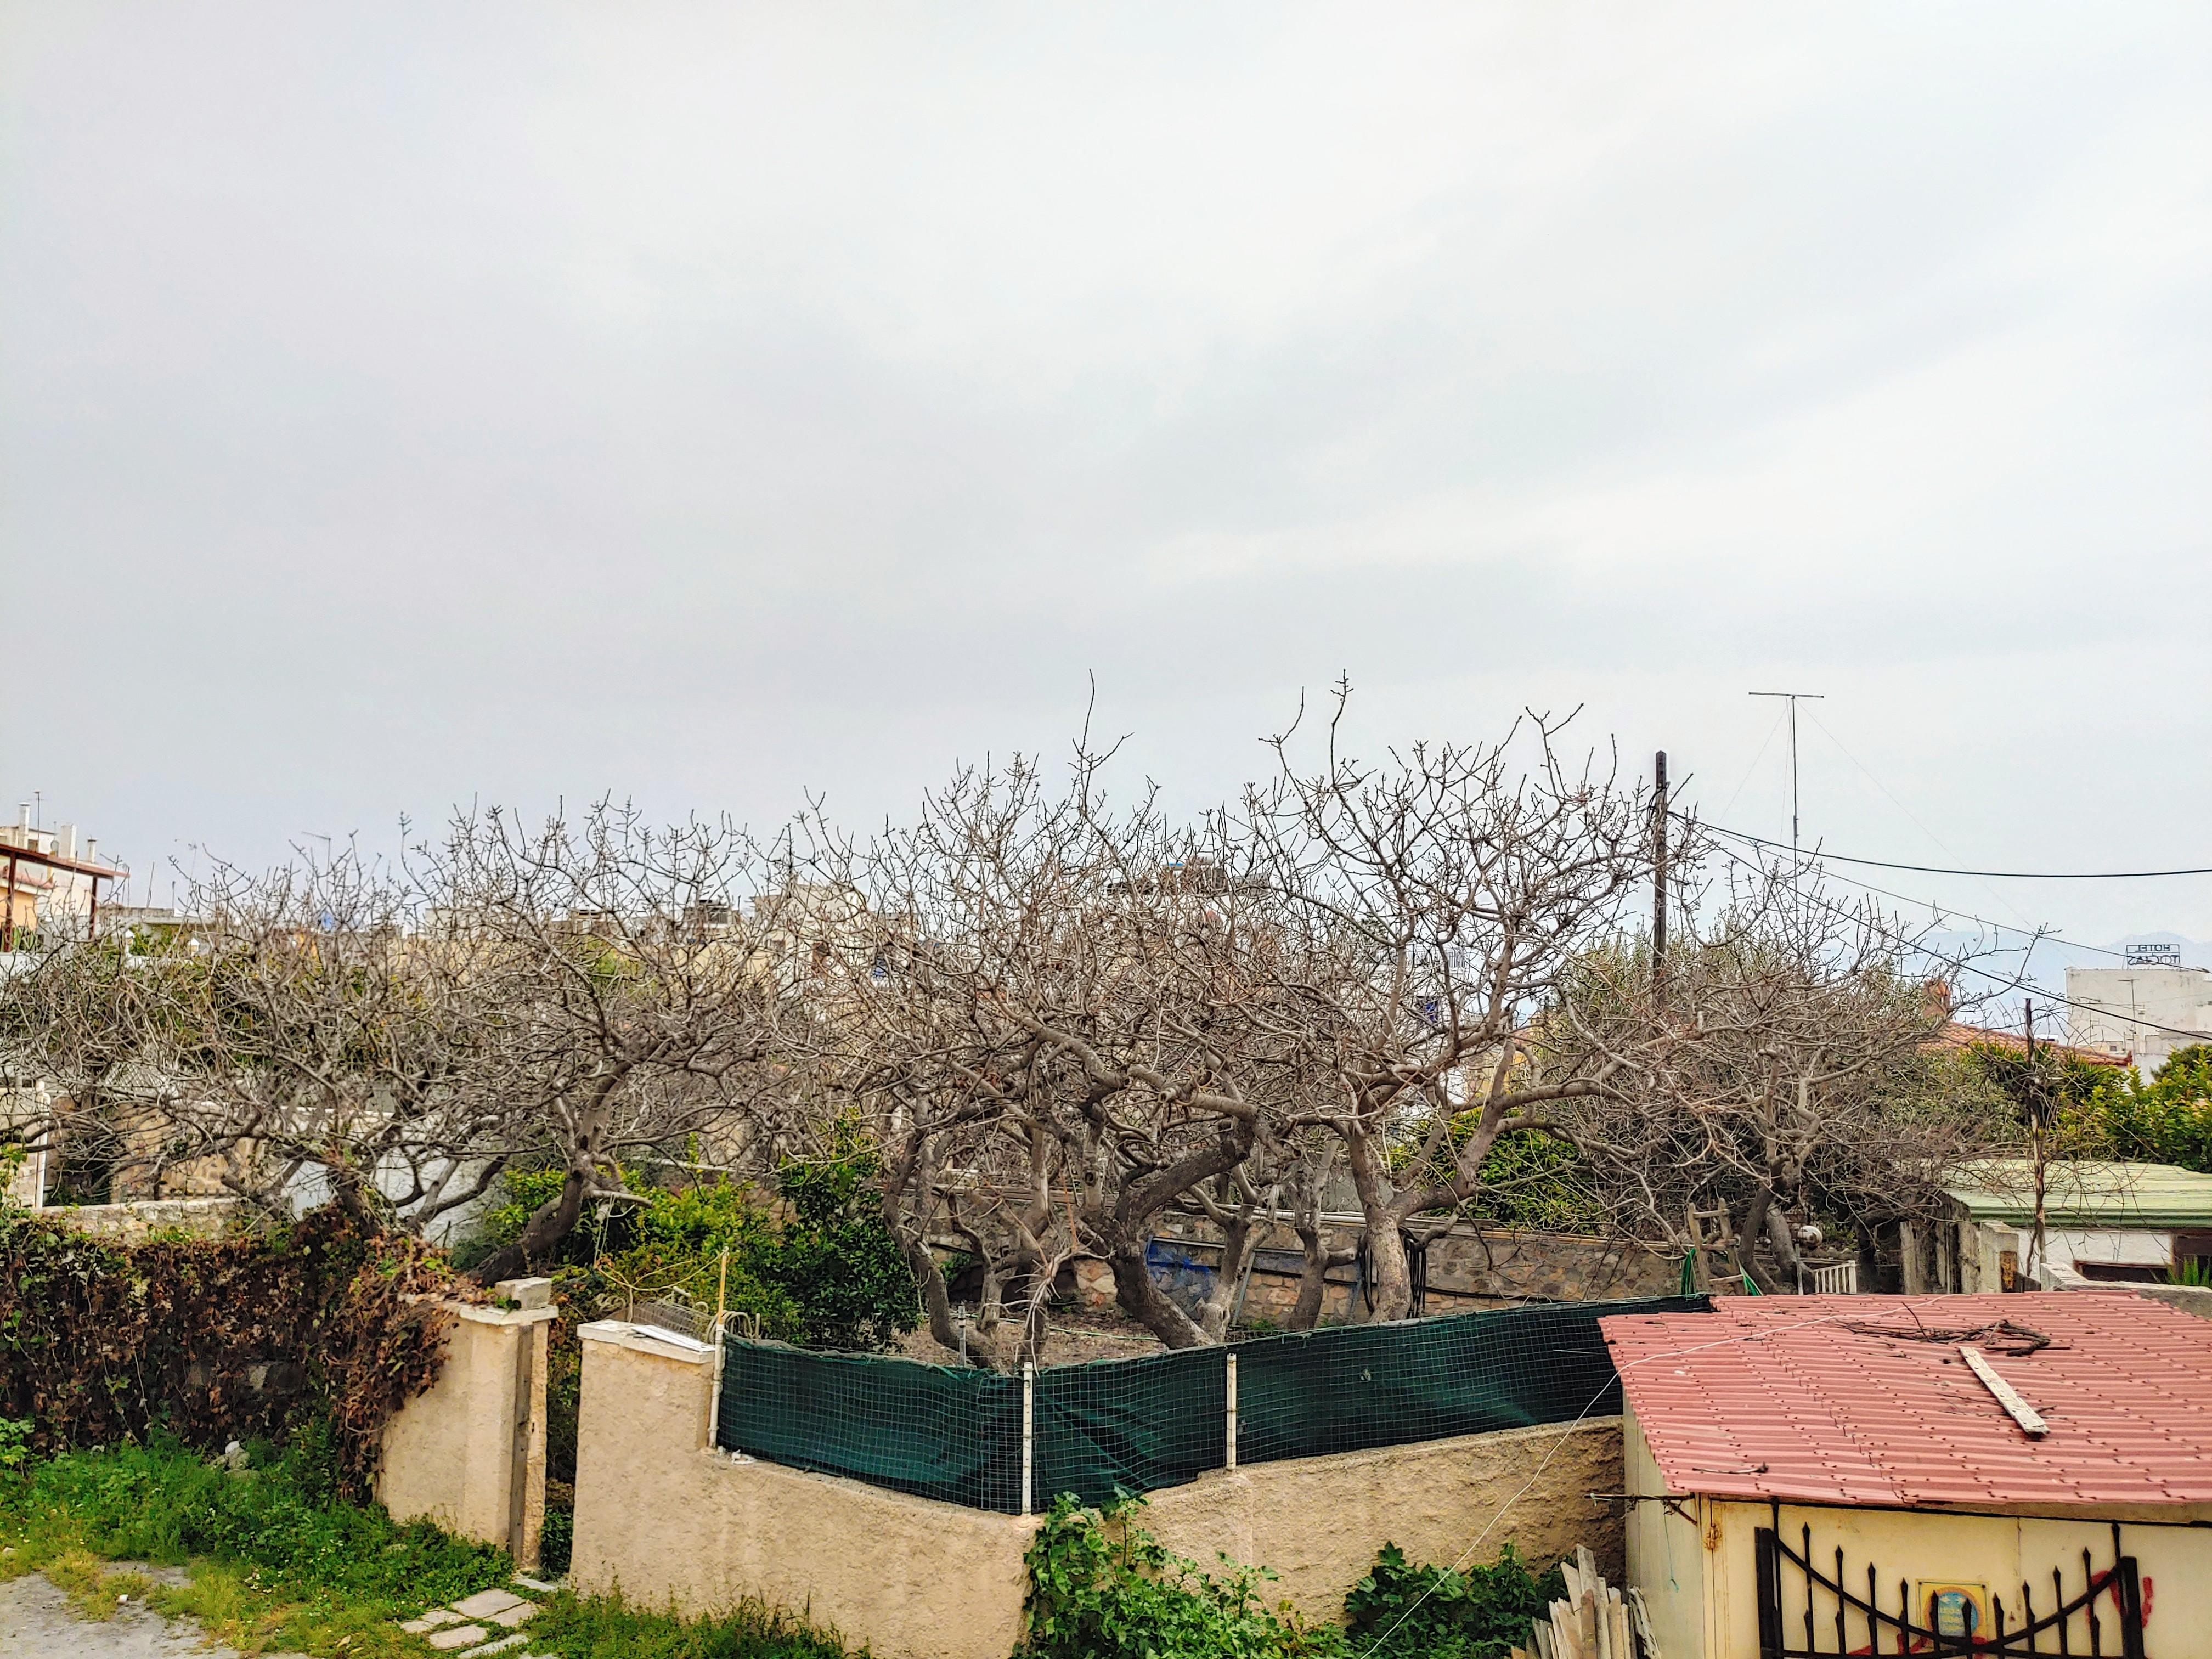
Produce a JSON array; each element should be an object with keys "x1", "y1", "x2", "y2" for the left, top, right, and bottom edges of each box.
[{"x1": 4, "y1": 3, "x2": 2208, "y2": 955}]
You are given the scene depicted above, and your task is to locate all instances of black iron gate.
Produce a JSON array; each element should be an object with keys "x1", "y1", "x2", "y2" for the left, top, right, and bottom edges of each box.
[{"x1": 1756, "y1": 1504, "x2": 2148, "y2": 1658}]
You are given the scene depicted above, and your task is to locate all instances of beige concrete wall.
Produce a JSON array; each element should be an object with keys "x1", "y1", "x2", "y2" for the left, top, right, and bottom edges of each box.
[
  {"x1": 2131, "y1": 1282, "x2": 2212, "y2": 1320},
  {"x1": 380, "y1": 1300, "x2": 555, "y2": 1568},
  {"x1": 573, "y1": 1321, "x2": 1626, "y2": 1659},
  {"x1": 573, "y1": 1322, "x2": 1033, "y2": 1659},
  {"x1": 1144, "y1": 1418, "x2": 1623, "y2": 1621}
]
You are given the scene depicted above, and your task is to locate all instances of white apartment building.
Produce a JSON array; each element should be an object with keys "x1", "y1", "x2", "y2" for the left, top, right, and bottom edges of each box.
[{"x1": 2066, "y1": 962, "x2": 2212, "y2": 1074}]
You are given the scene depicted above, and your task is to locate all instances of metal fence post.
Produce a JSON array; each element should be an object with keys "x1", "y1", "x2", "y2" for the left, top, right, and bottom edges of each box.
[
  {"x1": 1224, "y1": 1351, "x2": 1238, "y2": 1473},
  {"x1": 1020, "y1": 1362, "x2": 1035, "y2": 1517},
  {"x1": 707, "y1": 1312, "x2": 726, "y2": 1452}
]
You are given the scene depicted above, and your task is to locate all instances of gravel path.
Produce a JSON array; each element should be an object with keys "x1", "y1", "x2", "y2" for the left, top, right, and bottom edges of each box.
[{"x1": 0, "y1": 1569, "x2": 307, "y2": 1658}]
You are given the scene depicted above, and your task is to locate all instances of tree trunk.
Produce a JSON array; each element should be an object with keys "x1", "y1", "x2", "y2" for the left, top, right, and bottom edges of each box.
[
  {"x1": 1362, "y1": 1221, "x2": 1415, "y2": 1323},
  {"x1": 471, "y1": 1164, "x2": 589, "y2": 1284},
  {"x1": 1734, "y1": 1188, "x2": 1782, "y2": 1294},
  {"x1": 1194, "y1": 1209, "x2": 1263, "y2": 1342},
  {"x1": 1289, "y1": 1220, "x2": 1352, "y2": 1331},
  {"x1": 1763, "y1": 1198, "x2": 1808, "y2": 1290},
  {"x1": 1344, "y1": 1127, "x2": 1415, "y2": 1322},
  {"x1": 1103, "y1": 1244, "x2": 1209, "y2": 1347}
]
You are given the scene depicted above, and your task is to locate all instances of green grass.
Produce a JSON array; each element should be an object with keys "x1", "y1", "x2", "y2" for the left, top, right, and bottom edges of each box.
[
  {"x1": 0, "y1": 1431, "x2": 512, "y2": 1655},
  {"x1": 522, "y1": 1588, "x2": 859, "y2": 1658},
  {"x1": 0, "y1": 1431, "x2": 864, "y2": 1658}
]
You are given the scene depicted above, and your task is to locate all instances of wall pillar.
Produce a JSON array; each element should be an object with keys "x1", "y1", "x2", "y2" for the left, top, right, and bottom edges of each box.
[{"x1": 380, "y1": 1280, "x2": 556, "y2": 1567}]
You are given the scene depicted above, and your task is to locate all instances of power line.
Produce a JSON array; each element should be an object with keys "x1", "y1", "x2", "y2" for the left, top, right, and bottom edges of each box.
[
  {"x1": 1799, "y1": 708, "x2": 2033, "y2": 929},
  {"x1": 1708, "y1": 823, "x2": 2212, "y2": 881},
  {"x1": 1799, "y1": 862, "x2": 2136, "y2": 963},
  {"x1": 1703, "y1": 839, "x2": 2212, "y2": 1046},
  {"x1": 1685, "y1": 814, "x2": 2137, "y2": 963}
]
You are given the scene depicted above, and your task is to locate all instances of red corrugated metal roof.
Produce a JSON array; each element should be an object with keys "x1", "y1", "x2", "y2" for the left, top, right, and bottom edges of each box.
[{"x1": 1600, "y1": 1293, "x2": 2212, "y2": 1508}]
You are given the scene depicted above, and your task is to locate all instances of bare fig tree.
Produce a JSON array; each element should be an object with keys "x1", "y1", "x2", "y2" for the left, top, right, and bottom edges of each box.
[
  {"x1": 800, "y1": 744, "x2": 1314, "y2": 1364},
  {"x1": 1548, "y1": 855, "x2": 2002, "y2": 1291},
  {"x1": 0, "y1": 844, "x2": 520, "y2": 1227},
  {"x1": 1241, "y1": 690, "x2": 1662, "y2": 1323},
  {"x1": 415, "y1": 802, "x2": 799, "y2": 1283}
]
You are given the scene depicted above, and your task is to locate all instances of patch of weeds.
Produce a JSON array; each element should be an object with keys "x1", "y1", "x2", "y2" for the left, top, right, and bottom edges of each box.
[
  {"x1": 520, "y1": 1585, "x2": 861, "y2": 1658},
  {"x1": 145, "y1": 1560, "x2": 435, "y2": 1658},
  {"x1": 539, "y1": 1504, "x2": 574, "y2": 1577},
  {"x1": 0, "y1": 1431, "x2": 512, "y2": 1656}
]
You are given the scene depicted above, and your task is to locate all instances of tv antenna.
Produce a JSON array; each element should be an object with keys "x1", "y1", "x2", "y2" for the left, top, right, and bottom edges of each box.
[{"x1": 1748, "y1": 691, "x2": 1824, "y2": 853}]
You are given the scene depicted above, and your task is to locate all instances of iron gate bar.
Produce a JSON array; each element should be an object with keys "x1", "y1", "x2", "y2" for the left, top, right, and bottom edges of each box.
[{"x1": 1756, "y1": 1505, "x2": 2148, "y2": 1658}]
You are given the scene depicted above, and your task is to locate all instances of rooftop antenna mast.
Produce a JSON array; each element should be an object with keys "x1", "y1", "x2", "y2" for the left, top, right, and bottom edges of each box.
[{"x1": 1748, "y1": 691, "x2": 1824, "y2": 853}]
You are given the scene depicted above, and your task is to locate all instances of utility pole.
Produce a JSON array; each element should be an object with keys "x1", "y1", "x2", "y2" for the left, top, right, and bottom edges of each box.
[
  {"x1": 2027, "y1": 998, "x2": 2047, "y2": 1292},
  {"x1": 1749, "y1": 691, "x2": 1824, "y2": 853},
  {"x1": 1651, "y1": 751, "x2": 1669, "y2": 988}
]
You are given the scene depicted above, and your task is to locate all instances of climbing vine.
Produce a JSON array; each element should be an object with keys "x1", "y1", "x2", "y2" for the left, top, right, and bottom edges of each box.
[{"x1": 0, "y1": 1204, "x2": 466, "y2": 1496}]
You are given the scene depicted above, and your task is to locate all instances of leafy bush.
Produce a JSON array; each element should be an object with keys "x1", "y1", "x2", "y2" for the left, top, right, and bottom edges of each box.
[
  {"x1": 1344, "y1": 1542, "x2": 1566, "y2": 1658},
  {"x1": 1020, "y1": 1494, "x2": 1345, "y2": 1659},
  {"x1": 1463, "y1": 1131, "x2": 1600, "y2": 1233},
  {"x1": 471, "y1": 1156, "x2": 918, "y2": 1353},
  {"x1": 2087, "y1": 1046, "x2": 2212, "y2": 1173},
  {"x1": 766, "y1": 1155, "x2": 921, "y2": 1352},
  {"x1": 1019, "y1": 1494, "x2": 1571, "y2": 1659}
]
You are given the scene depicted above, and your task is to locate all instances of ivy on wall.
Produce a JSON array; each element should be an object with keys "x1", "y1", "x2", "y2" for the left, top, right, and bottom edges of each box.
[{"x1": 0, "y1": 1204, "x2": 465, "y2": 1497}]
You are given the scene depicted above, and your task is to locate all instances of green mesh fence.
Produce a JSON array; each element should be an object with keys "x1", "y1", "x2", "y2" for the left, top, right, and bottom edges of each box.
[
  {"x1": 710, "y1": 1340, "x2": 1024, "y2": 1510},
  {"x1": 713, "y1": 1293, "x2": 1708, "y2": 1515}
]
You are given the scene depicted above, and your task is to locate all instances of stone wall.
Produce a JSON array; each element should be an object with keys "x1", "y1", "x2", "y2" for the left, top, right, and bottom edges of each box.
[
  {"x1": 1142, "y1": 1212, "x2": 1677, "y2": 1323},
  {"x1": 572, "y1": 1319, "x2": 1626, "y2": 1659},
  {"x1": 39, "y1": 1197, "x2": 243, "y2": 1242}
]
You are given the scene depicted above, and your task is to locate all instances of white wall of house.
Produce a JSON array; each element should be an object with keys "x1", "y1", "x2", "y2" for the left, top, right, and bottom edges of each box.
[
  {"x1": 1954, "y1": 1220, "x2": 2182, "y2": 1290},
  {"x1": 2066, "y1": 965, "x2": 2212, "y2": 1073}
]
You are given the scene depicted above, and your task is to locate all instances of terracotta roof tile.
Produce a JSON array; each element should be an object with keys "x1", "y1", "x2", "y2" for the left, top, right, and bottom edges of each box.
[{"x1": 1600, "y1": 1293, "x2": 2212, "y2": 1508}]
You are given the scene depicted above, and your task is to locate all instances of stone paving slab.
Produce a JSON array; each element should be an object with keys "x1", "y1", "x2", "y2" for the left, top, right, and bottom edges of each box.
[
  {"x1": 452, "y1": 1588, "x2": 525, "y2": 1619},
  {"x1": 425, "y1": 1622, "x2": 490, "y2": 1650}
]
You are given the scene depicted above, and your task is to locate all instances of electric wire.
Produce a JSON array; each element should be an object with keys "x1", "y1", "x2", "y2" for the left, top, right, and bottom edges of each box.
[
  {"x1": 1708, "y1": 824, "x2": 2212, "y2": 881},
  {"x1": 1800, "y1": 709, "x2": 2033, "y2": 927},
  {"x1": 1705, "y1": 838, "x2": 2211, "y2": 1046},
  {"x1": 1689, "y1": 820, "x2": 2138, "y2": 964}
]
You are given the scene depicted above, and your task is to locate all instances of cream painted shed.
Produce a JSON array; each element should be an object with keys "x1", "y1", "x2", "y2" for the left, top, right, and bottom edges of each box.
[{"x1": 1600, "y1": 1293, "x2": 2212, "y2": 1658}]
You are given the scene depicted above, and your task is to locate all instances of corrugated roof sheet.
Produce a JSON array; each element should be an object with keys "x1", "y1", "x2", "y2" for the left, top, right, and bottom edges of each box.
[
  {"x1": 1601, "y1": 1292, "x2": 2212, "y2": 1508},
  {"x1": 1943, "y1": 1159, "x2": 2212, "y2": 1228}
]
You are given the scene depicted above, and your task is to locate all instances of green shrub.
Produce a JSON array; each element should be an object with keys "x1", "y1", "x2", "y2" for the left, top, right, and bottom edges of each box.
[
  {"x1": 1018, "y1": 1494, "x2": 1570, "y2": 1659},
  {"x1": 1020, "y1": 1494, "x2": 1346, "y2": 1659},
  {"x1": 470, "y1": 1155, "x2": 918, "y2": 1353},
  {"x1": 2090, "y1": 1046, "x2": 2212, "y2": 1173},
  {"x1": 539, "y1": 1504, "x2": 574, "y2": 1577},
  {"x1": 1344, "y1": 1541, "x2": 1565, "y2": 1658}
]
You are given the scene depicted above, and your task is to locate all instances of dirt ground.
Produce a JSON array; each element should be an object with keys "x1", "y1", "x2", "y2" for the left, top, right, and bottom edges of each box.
[
  {"x1": 895, "y1": 1304, "x2": 1170, "y2": 1367},
  {"x1": 0, "y1": 1568, "x2": 307, "y2": 1659}
]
